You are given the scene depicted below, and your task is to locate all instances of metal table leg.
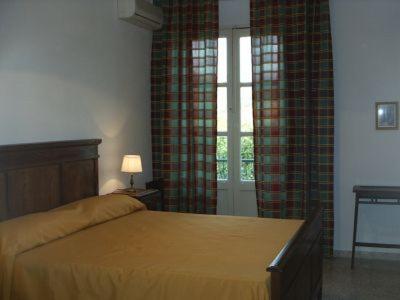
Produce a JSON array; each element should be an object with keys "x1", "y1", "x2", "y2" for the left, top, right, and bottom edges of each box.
[{"x1": 351, "y1": 196, "x2": 359, "y2": 269}]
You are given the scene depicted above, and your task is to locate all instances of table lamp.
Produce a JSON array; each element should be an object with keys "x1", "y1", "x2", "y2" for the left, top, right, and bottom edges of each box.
[{"x1": 121, "y1": 155, "x2": 142, "y2": 192}]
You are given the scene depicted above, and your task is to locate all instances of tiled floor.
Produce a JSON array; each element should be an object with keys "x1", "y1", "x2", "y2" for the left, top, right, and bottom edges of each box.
[{"x1": 323, "y1": 257, "x2": 400, "y2": 300}]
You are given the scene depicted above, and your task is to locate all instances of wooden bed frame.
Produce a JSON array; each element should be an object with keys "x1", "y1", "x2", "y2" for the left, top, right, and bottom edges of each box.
[
  {"x1": 0, "y1": 139, "x2": 101, "y2": 220},
  {"x1": 0, "y1": 139, "x2": 322, "y2": 300},
  {"x1": 268, "y1": 206, "x2": 323, "y2": 300}
]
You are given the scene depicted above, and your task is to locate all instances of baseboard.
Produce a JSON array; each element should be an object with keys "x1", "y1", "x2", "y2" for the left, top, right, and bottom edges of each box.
[{"x1": 334, "y1": 250, "x2": 400, "y2": 261}]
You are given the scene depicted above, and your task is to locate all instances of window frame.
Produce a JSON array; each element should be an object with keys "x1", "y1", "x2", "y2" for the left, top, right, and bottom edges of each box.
[
  {"x1": 217, "y1": 28, "x2": 254, "y2": 191},
  {"x1": 217, "y1": 30, "x2": 233, "y2": 188},
  {"x1": 236, "y1": 28, "x2": 255, "y2": 184}
]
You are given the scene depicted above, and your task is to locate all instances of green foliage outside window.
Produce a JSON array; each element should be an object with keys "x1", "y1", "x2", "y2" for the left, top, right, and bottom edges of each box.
[
  {"x1": 216, "y1": 136, "x2": 254, "y2": 181},
  {"x1": 240, "y1": 136, "x2": 254, "y2": 181},
  {"x1": 217, "y1": 136, "x2": 228, "y2": 180}
]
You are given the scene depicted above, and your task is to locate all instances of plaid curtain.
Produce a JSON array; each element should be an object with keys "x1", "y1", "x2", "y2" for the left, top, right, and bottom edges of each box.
[
  {"x1": 250, "y1": 0, "x2": 334, "y2": 256},
  {"x1": 151, "y1": 0, "x2": 218, "y2": 214}
]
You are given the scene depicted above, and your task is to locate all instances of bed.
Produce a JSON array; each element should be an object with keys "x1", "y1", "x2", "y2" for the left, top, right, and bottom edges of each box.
[{"x1": 0, "y1": 139, "x2": 323, "y2": 300}]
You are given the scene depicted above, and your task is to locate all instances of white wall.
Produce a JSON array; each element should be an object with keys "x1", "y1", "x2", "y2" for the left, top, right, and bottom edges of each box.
[
  {"x1": 220, "y1": 0, "x2": 400, "y2": 253},
  {"x1": 331, "y1": 0, "x2": 400, "y2": 253},
  {"x1": 220, "y1": 0, "x2": 249, "y2": 29},
  {"x1": 0, "y1": 0, "x2": 153, "y2": 194}
]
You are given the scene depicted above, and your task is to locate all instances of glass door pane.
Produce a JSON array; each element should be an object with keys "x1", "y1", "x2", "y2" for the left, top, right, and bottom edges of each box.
[
  {"x1": 240, "y1": 136, "x2": 254, "y2": 181},
  {"x1": 217, "y1": 136, "x2": 228, "y2": 180},
  {"x1": 239, "y1": 36, "x2": 252, "y2": 83},
  {"x1": 240, "y1": 87, "x2": 253, "y2": 132},
  {"x1": 217, "y1": 87, "x2": 228, "y2": 132},
  {"x1": 218, "y1": 37, "x2": 227, "y2": 83}
]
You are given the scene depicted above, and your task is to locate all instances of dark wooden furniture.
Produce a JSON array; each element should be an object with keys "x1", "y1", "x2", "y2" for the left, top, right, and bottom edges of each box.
[
  {"x1": 146, "y1": 178, "x2": 164, "y2": 208},
  {"x1": 268, "y1": 206, "x2": 323, "y2": 300},
  {"x1": 0, "y1": 139, "x2": 101, "y2": 221},
  {"x1": 112, "y1": 188, "x2": 162, "y2": 211},
  {"x1": 351, "y1": 185, "x2": 400, "y2": 269},
  {"x1": 0, "y1": 139, "x2": 322, "y2": 300}
]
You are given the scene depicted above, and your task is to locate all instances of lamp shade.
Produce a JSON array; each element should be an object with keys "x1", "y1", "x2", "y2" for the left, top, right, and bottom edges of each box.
[{"x1": 121, "y1": 155, "x2": 143, "y2": 173}]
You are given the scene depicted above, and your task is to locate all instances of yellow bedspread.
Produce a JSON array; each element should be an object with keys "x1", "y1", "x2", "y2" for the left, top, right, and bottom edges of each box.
[{"x1": 3, "y1": 199, "x2": 303, "y2": 300}]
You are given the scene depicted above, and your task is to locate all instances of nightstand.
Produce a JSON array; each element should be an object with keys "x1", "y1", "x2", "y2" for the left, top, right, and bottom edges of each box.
[{"x1": 112, "y1": 188, "x2": 162, "y2": 211}]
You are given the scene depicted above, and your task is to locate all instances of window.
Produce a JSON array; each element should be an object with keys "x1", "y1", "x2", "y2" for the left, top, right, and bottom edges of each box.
[
  {"x1": 217, "y1": 29, "x2": 254, "y2": 183},
  {"x1": 217, "y1": 37, "x2": 228, "y2": 180},
  {"x1": 238, "y1": 36, "x2": 254, "y2": 181}
]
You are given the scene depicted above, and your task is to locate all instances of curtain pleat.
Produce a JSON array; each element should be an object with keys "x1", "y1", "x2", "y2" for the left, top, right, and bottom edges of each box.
[
  {"x1": 250, "y1": 0, "x2": 334, "y2": 256},
  {"x1": 151, "y1": 0, "x2": 219, "y2": 214}
]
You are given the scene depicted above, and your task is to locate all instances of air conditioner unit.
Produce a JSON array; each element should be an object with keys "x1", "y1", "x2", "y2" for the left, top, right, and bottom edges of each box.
[{"x1": 118, "y1": 0, "x2": 163, "y2": 30}]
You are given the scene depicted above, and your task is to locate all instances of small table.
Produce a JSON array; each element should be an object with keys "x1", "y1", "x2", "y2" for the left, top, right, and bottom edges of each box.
[
  {"x1": 351, "y1": 185, "x2": 400, "y2": 269},
  {"x1": 112, "y1": 188, "x2": 162, "y2": 211}
]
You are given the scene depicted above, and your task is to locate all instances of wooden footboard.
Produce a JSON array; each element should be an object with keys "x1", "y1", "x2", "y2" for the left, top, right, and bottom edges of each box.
[{"x1": 268, "y1": 206, "x2": 323, "y2": 300}]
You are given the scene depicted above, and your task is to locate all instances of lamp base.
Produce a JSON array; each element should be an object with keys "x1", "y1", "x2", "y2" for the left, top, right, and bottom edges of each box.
[{"x1": 129, "y1": 174, "x2": 136, "y2": 192}]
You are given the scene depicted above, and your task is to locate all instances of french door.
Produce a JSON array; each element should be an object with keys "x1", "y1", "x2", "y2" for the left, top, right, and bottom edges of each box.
[{"x1": 216, "y1": 28, "x2": 257, "y2": 217}]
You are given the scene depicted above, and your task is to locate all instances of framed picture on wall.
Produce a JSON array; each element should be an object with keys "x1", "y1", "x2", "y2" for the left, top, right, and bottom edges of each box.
[{"x1": 375, "y1": 102, "x2": 398, "y2": 130}]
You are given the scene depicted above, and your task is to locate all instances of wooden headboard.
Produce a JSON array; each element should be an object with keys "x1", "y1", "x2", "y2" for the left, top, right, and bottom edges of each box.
[{"x1": 0, "y1": 139, "x2": 102, "y2": 221}]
